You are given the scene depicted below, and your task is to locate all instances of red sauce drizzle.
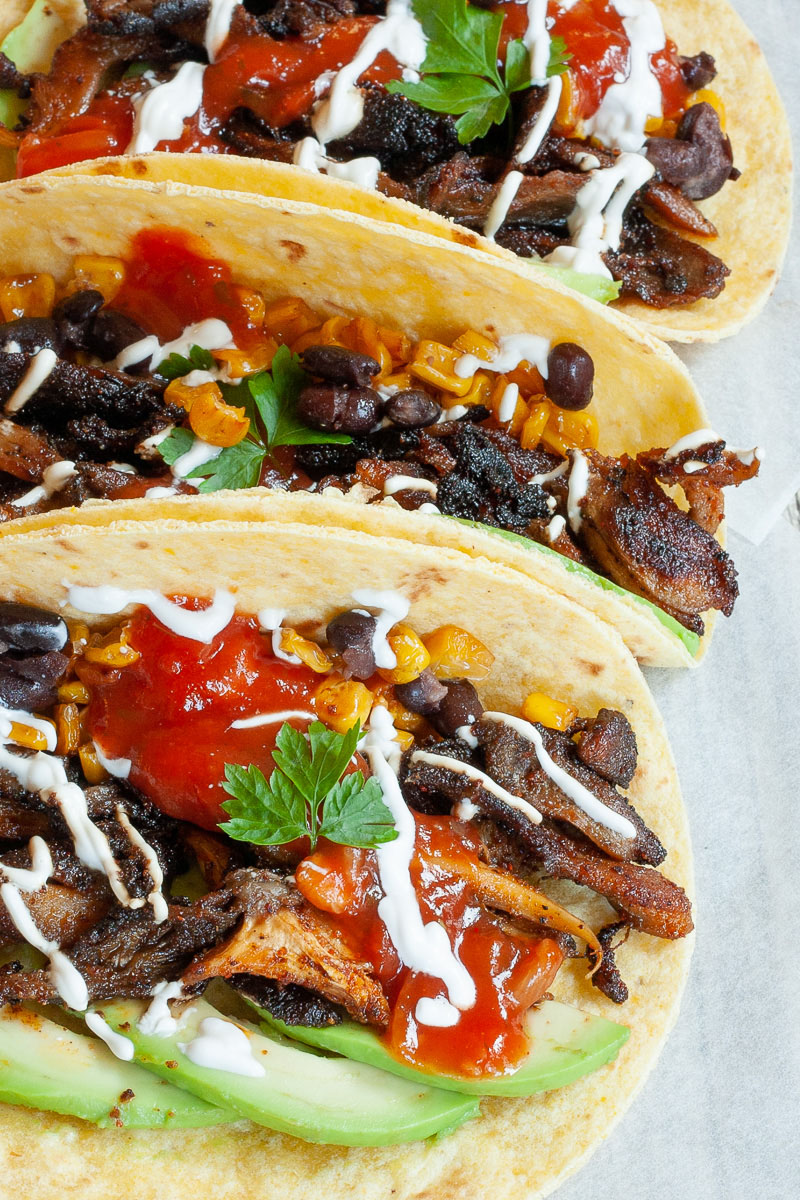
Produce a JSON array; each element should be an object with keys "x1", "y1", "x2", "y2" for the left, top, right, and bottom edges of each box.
[{"x1": 16, "y1": 1, "x2": 690, "y2": 176}]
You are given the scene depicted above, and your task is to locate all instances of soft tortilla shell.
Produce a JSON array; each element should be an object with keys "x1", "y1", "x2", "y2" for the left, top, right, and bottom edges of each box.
[
  {"x1": 0, "y1": 172, "x2": 715, "y2": 665},
  {"x1": 0, "y1": 510, "x2": 692, "y2": 1200},
  {"x1": 36, "y1": 0, "x2": 792, "y2": 343}
]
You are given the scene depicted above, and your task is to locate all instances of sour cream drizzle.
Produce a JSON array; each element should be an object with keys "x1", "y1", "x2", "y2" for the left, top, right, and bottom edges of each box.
[
  {"x1": 5, "y1": 347, "x2": 58, "y2": 414},
  {"x1": 205, "y1": 0, "x2": 239, "y2": 63},
  {"x1": 114, "y1": 318, "x2": 234, "y2": 374},
  {"x1": 127, "y1": 61, "x2": 207, "y2": 155},
  {"x1": 231, "y1": 709, "x2": 316, "y2": 730},
  {"x1": 258, "y1": 608, "x2": 302, "y2": 665},
  {"x1": 11, "y1": 460, "x2": 78, "y2": 510},
  {"x1": 138, "y1": 980, "x2": 186, "y2": 1037},
  {"x1": 85, "y1": 1012, "x2": 135, "y2": 1061},
  {"x1": 116, "y1": 805, "x2": 168, "y2": 924},
  {"x1": 66, "y1": 586, "x2": 236, "y2": 644},
  {"x1": 409, "y1": 751, "x2": 544, "y2": 826},
  {"x1": 351, "y1": 588, "x2": 410, "y2": 670},
  {"x1": 179, "y1": 1016, "x2": 265, "y2": 1077},
  {"x1": 454, "y1": 333, "x2": 551, "y2": 381},
  {"x1": 481, "y1": 712, "x2": 637, "y2": 839},
  {"x1": 0, "y1": 880, "x2": 88, "y2": 1009},
  {"x1": 93, "y1": 743, "x2": 132, "y2": 780},
  {"x1": 361, "y1": 706, "x2": 476, "y2": 1026},
  {"x1": 382, "y1": 476, "x2": 438, "y2": 498},
  {"x1": 663, "y1": 428, "x2": 721, "y2": 459},
  {"x1": 0, "y1": 835, "x2": 52, "y2": 892},
  {"x1": 567, "y1": 449, "x2": 589, "y2": 532},
  {"x1": 583, "y1": 0, "x2": 665, "y2": 153}
]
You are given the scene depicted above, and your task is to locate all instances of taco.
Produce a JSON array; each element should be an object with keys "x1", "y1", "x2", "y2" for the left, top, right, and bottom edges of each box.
[
  {"x1": 0, "y1": 173, "x2": 760, "y2": 667},
  {"x1": 0, "y1": 1, "x2": 791, "y2": 341},
  {"x1": 0, "y1": 505, "x2": 692, "y2": 1199}
]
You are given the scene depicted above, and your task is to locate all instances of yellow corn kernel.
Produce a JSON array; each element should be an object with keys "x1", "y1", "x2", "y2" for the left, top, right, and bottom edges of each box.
[
  {"x1": 57, "y1": 680, "x2": 91, "y2": 705},
  {"x1": 313, "y1": 674, "x2": 373, "y2": 733},
  {"x1": 522, "y1": 692, "x2": 578, "y2": 732},
  {"x1": 378, "y1": 325, "x2": 412, "y2": 366},
  {"x1": 690, "y1": 88, "x2": 726, "y2": 131},
  {"x1": 409, "y1": 341, "x2": 473, "y2": 397},
  {"x1": 264, "y1": 296, "x2": 320, "y2": 345},
  {"x1": 230, "y1": 285, "x2": 266, "y2": 327},
  {"x1": 0, "y1": 273, "x2": 56, "y2": 321},
  {"x1": 188, "y1": 389, "x2": 250, "y2": 448},
  {"x1": 644, "y1": 115, "x2": 678, "y2": 138},
  {"x1": 69, "y1": 621, "x2": 91, "y2": 655},
  {"x1": 7, "y1": 721, "x2": 52, "y2": 752},
  {"x1": 424, "y1": 625, "x2": 494, "y2": 681},
  {"x1": 72, "y1": 255, "x2": 126, "y2": 302},
  {"x1": 369, "y1": 680, "x2": 425, "y2": 732},
  {"x1": 78, "y1": 742, "x2": 108, "y2": 785},
  {"x1": 54, "y1": 703, "x2": 81, "y2": 756},
  {"x1": 342, "y1": 316, "x2": 393, "y2": 378},
  {"x1": 555, "y1": 70, "x2": 580, "y2": 130},
  {"x1": 84, "y1": 626, "x2": 141, "y2": 668},
  {"x1": 491, "y1": 376, "x2": 528, "y2": 436},
  {"x1": 280, "y1": 629, "x2": 332, "y2": 674},
  {"x1": 459, "y1": 369, "x2": 493, "y2": 408},
  {"x1": 452, "y1": 330, "x2": 498, "y2": 363},
  {"x1": 213, "y1": 342, "x2": 277, "y2": 379},
  {"x1": 394, "y1": 729, "x2": 415, "y2": 752},
  {"x1": 541, "y1": 407, "x2": 599, "y2": 454},
  {"x1": 381, "y1": 370, "x2": 413, "y2": 393},
  {"x1": 507, "y1": 360, "x2": 546, "y2": 395},
  {"x1": 377, "y1": 623, "x2": 431, "y2": 685},
  {"x1": 165, "y1": 377, "x2": 217, "y2": 413},
  {"x1": 520, "y1": 399, "x2": 551, "y2": 449}
]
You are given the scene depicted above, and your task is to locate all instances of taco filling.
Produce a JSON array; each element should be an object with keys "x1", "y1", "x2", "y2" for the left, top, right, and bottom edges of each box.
[
  {"x1": 0, "y1": 230, "x2": 760, "y2": 638},
  {"x1": 1, "y1": 0, "x2": 736, "y2": 310},
  {"x1": 0, "y1": 586, "x2": 691, "y2": 1130}
]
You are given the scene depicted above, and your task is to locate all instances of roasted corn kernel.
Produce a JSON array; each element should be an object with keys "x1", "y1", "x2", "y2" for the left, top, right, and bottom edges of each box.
[
  {"x1": 55, "y1": 703, "x2": 81, "y2": 755},
  {"x1": 264, "y1": 296, "x2": 319, "y2": 344},
  {"x1": 69, "y1": 622, "x2": 91, "y2": 655},
  {"x1": 213, "y1": 342, "x2": 277, "y2": 379},
  {"x1": 313, "y1": 674, "x2": 373, "y2": 733},
  {"x1": 280, "y1": 629, "x2": 332, "y2": 674},
  {"x1": 165, "y1": 377, "x2": 216, "y2": 412},
  {"x1": 452, "y1": 330, "x2": 498, "y2": 363},
  {"x1": 57, "y1": 680, "x2": 90, "y2": 705},
  {"x1": 377, "y1": 624, "x2": 431, "y2": 685},
  {"x1": 369, "y1": 680, "x2": 425, "y2": 732},
  {"x1": 78, "y1": 742, "x2": 108, "y2": 785},
  {"x1": 520, "y1": 399, "x2": 551, "y2": 449},
  {"x1": 84, "y1": 626, "x2": 141, "y2": 668},
  {"x1": 394, "y1": 729, "x2": 415, "y2": 752},
  {"x1": 691, "y1": 88, "x2": 726, "y2": 130},
  {"x1": 188, "y1": 388, "x2": 250, "y2": 447},
  {"x1": 7, "y1": 721, "x2": 52, "y2": 752},
  {"x1": 230, "y1": 285, "x2": 266, "y2": 327},
  {"x1": 522, "y1": 692, "x2": 578, "y2": 732},
  {"x1": 0, "y1": 272, "x2": 56, "y2": 321},
  {"x1": 409, "y1": 341, "x2": 473, "y2": 396},
  {"x1": 458, "y1": 369, "x2": 493, "y2": 408},
  {"x1": 541, "y1": 406, "x2": 599, "y2": 454},
  {"x1": 424, "y1": 625, "x2": 494, "y2": 681},
  {"x1": 555, "y1": 70, "x2": 580, "y2": 130},
  {"x1": 71, "y1": 255, "x2": 126, "y2": 302}
]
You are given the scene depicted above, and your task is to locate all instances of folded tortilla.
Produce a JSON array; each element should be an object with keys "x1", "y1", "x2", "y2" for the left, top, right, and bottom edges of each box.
[
  {"x1": 12, "y1": 0, "x2": 791, "y2": 343},
  {"x1": 0, "y1": 172, "x2": 722, "y2": 667},
  {"x1": 0, "y1": 503, "x2": 693, "y2": 1200}
]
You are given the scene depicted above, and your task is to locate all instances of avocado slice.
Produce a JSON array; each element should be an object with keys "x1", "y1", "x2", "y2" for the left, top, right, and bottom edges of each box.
[
  {"x1": 97, "y1": 997, "x2": 480, "y2": 1145},
  {"x1": 0, "y1": 1004, "x2": 234, "y2": 1128},
  {"x1": 254, "y1": 999, "x2": 629, "y2": 1097},
  {"x1": 0, "y1": 0, "x2": 76, "y2": 131}
]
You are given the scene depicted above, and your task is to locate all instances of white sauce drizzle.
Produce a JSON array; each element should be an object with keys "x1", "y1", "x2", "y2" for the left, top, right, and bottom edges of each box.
[
  {"x1": 0, "y1": 705, "x2": 58, "y2": 751},
  {"x1": 172, "y1": 438, "x2": 223, "y2": 483},
  {"x1": 583, "y1": 0, "x2": 665, "y2": 152},
  {"x1": 455, "y1": 724, "x2": 479, "y2": 750},
  {"x1": 0, "y1": 836, "x2": 52, "y2": 892},
  {"x1": 138, "y1": 980, "x2": 186, "y2": 1037},
  {"x1": 567, "y1": 449, "x2": 589, "y2": 533},
  {"x1": 127, "y1": 61, "x2": 207, "y2": 155},
  {"x1": 114, "y1": 319, "x2": 234, "y2": 374},
  {"x1": 205, "y1": 0, "x2": 239, "y2": 62},
  {"x1": 293, "y1": 137, "x2": 382, "y2": 190},
  {"x1": 230, "y1": 709, "x2": 316, "y2": 730},
  {"x1": 350, "y1": 588, "x2": 410, "y2": 670},
  {"x1": 66, "y1": 586, "x2": 236, "y2": 644},
  {"x1": 497, "y1": 382, "x2": 520, "y2": 424},
  {"x1": 361, "y1": 707, "x2": 475, "y2": 1024},
  {"x1": 179, "y1": 1016, "x2": 265, "y2": 1077},
  {"x1": 11, "y1": 460, "x2": 78, "y2": 510},
  {"x1": 383, "y1": 476, "x2": 438, "y2": 498},
  {"x1": 0, "y1": 881, "x2": 88, "y2": 1010},
  {"x1": 414, "y1": 995, "x2": 461, "y2": 1028},
  {"x1": 663, "y1": 428, "x2": 721, "y2": 459},
  {"x1": 455, "y1": 333, "x2": 551, "y2": 382},
  {"x1": 483, "y1": 170, "x2": 525, "y2": 242},
  {"x1": 531, "y1": 459, "x2": 569, "y2": 485},
  {"x1": 410, "y1": 750, "x2": 543, "y2": 826},
  {"x1": 85, "y1": 1012, "x2": 135, "y2": 1061},
  {"x1": 547, "y1": 514, "x2": 567, "y2": 541},
  {"x1": 258, "y1": 608, "x2": 302, "y2": 665},
  {"x1": 93, "y1": 742, "x2": 132, "y2": 780},
  {"x1": 5, "y1": 347, "x2": 58, "y2": 414},
  {"x1": 144, "y1": 486, "x2": 179, "y2": 499},
  {"x1": 481, "y1": 712, "x2": 637, "y2": 838},
  {"x1": 116, "y1": 805, "x2": 168, "y2": 924}
]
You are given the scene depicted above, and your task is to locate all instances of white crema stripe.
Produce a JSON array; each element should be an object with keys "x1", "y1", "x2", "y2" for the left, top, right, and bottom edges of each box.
[
  {"x1": 231, "y1": 710, "x2": 316, "y2": 730},
  {"x1": 85, "y1": 1012, "x2": 135, "y2": 1061},
  {"x1": 116, "y1": 805, "x2": 168, "y2": 924},
  {"x1": 179, "y1": 1016, "x2": 265, "y2": 1077},
  {"x1": 409, "y1": 751, "x2": 543, "y2": 826},
  {"x1": 0, "y1": 836, "x2": 52, "y2": 892},
  {"x1": 5, "y1": 347, "x2": 58, "y2": 414},
  {"x1": 567, "y1": 449, "x2": 589, "y2": 532},
  {"x1": 205, "y1": 0, "x2": 239, "y2": 62},
  {"x1": 663, "y1": 429, "x2": 721, "y2": 459},
  {"x1": 0, "y1": 881, "x2": 89, "y2": 1009},
  {"x1": 66, "y1": 586, "x2": 236, "y2": 644},
  {"x1": 128, "y1": 61, "x2": 206, "y2": 155},
  {"x1": 481, "y1": 712, "x2": 637, "y2": 838},
  {"x1": 350, "y1": 588, "x2": 410, "y2": 670},
  {"x1": 455, "y1": 333, "x2": 551, "y2": 381},
  {"x1": 583, "y1": 0, "x2": 665, "y2": 153}
]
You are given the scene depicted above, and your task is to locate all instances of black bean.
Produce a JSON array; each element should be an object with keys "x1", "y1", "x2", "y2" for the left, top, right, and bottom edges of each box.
[
  {"x1": 0, "y1": 602, "x2": 68, "y2": 654},
  {"x1": 0, "y1": 316, "x2": 62, "y2": 355},
  {"x1": 384, "y1": 389, "x2": 442, "y2": 429},
  {"x1": 298, "y1": 385, "x2": 381, "y2": 434},
  {"x1": 431, "y1": 679, "x2": 483, "y2": 738},
  {"x1": 326, "y1": 610, "x2": 377, "y2": 680},
  {"x1": 0, "y1": 651, "x2": 69, "y2": 710},
  {"x1": 87, "y1": 309, "x2": 149, "y2": 368},
  {"x1": 300, "y1": 345, "x2": 380, "y2": 387},
  {"x1": 546, "y1": 343, "x2": 595, "y2": 411},
  {"x1": 394, "y1": 669, "x2": 448, "y2": 716},
  {"x1": 678, "y1": 51, "x2": 716, "y2": 92},
  {"x1": 54, "y1": 289, "x2": 105, "y2": 349}
]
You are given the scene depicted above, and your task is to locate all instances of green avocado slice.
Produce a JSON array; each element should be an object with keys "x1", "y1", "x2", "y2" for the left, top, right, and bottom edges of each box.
[
  {"x1": 254, "y1": 999, "x2": 629, "y2": 1097},
  {"x1": 0, "y1": 0, "x2": 75, "y2": 132},
  {"x1": 0, "y1": 1004, "x2": 234, "y2": 1128},
  {"x1": 97, "y1": 997, "x2": 480, "y2": 1145},
  {"x1": 447, "y1": 518, "x2": 701, "y2": 658}
]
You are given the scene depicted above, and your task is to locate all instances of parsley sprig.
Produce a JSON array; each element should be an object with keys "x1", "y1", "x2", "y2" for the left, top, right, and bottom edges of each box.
[
  {"x1": 219, "y1": 721, "x2": 398, "y2": 851},
  {"x1": 157, "y1": 344, "x2": 214, "y2": 380},
  {"x1": 157, "y1": 344, "x2": 351, "y2": 493},
  {"x1": 387, "y1": 0, "x2": 570, "y2": 144}
]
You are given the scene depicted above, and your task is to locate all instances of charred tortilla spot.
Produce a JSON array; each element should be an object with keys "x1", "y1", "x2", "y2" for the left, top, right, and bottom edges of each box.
[{"x1": 281, "y1": 240, "x2": 307, "y2": 262}]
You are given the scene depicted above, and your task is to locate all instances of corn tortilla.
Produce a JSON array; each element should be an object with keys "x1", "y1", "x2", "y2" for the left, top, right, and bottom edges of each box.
[{"x1": 0, "y1": 507, "x2": 693, "y2": 1200}]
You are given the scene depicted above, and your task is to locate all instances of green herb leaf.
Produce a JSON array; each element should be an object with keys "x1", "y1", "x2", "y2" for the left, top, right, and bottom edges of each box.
[
  {"x1": 157, "y1": 344, "x2": 215, "y2": 380},
  {"x1": 220, "y1": 720, "x2": 398, "y2": 852},
  {"x1": 155, "y1": 426, "x2": 195, "y2": 466},
  {"x1": 504, "y1": 38, "x2": 533, "y2": 94},
  {"x1": 409, "y1": 0, "x2": 503, "y2": 82},
  {"x1": 547, "y1": 35, "x2": 571, "y2": 78},
  {"x1": 398, "y1": 74, "x2": 503, "y2": 117},
  {"x1": 249, "y1": 345, "x2": 352, "y2": 449},
  {"x1": 455, "y1": 91, "x2": 509, "y2": 144},
  {"x1": 188, "y1": 439, "x2": 266, "y2": 493}
]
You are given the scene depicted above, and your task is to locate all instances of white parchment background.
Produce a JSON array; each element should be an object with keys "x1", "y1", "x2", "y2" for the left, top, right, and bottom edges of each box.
[{"x1": 558, "y1": 3, "x2": 800, "y2": 1197}]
